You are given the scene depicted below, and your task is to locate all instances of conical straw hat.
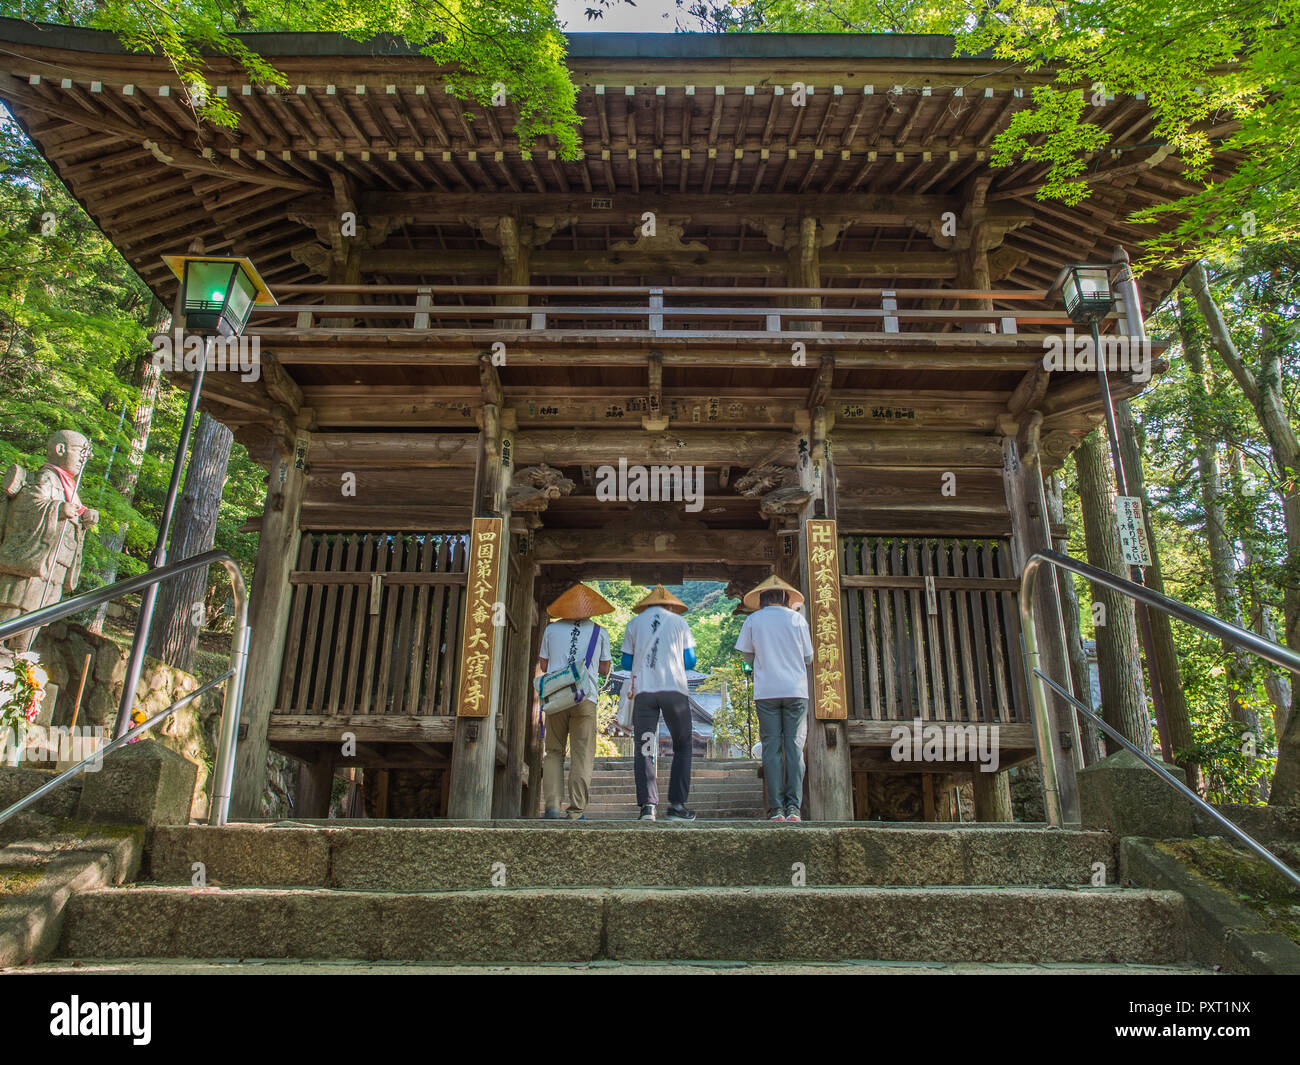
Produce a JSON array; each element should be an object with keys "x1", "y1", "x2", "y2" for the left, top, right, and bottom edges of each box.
[
  {"x1": 742, "y1": 574, "x2": 805, "y2": 612},
  {"x1": 547, "y1": 582, "x2": 614, "y2": 619},
  {"x1": 632, "y1": 584, "x2": 688, "y2": 614}
]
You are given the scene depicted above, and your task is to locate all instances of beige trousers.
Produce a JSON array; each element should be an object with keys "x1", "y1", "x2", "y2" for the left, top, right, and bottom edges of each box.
[{"x1": 542, "y1": 698, "x2": 597, "y2": 815}]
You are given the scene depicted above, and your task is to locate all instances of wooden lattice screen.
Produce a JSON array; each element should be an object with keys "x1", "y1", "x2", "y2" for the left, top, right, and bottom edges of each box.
[
  {"x1": 276, "y1": 532, "x2": 469, "y2": 717},
  {"x1": 839, "y1": 536, "x2": 1028, "y2": 724}
]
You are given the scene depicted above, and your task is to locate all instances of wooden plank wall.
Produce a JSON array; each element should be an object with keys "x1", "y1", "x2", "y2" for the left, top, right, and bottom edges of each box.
[
  {"x1": 840, "y1": 535, "x2": 1028, "y2": 725},
  {"x1": 276, "y1": 532, "x2": 469, "y2": 717}
]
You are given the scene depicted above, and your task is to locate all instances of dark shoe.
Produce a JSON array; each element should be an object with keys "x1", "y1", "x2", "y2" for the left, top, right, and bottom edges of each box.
[
  {"x1": 638, "y1": 804, "x2": 656, "y2": 821},
  {"x1": 567, "y1": 810, "x2": 586, "y2": 820},
  {"x1": 543, "y1": 808, "x2": 564, "y2": 819},
  {"x1": 785, "y1": 808, "x2": 802, "y2": 822},
  {"x1": 666, "y1": 804, "x2": 697, "y2": 822}
]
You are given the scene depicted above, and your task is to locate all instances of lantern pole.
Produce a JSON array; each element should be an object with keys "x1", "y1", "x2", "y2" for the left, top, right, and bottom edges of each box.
[
  {"x1": 1076, "y1": 268, "x2": 1172, "y2": 762},
  {"x1": 112, "y1": 332, "x2": 209, "y2": 738}
]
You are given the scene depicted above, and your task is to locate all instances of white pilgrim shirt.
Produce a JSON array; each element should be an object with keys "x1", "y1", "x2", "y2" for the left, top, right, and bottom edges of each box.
[
  {"x1": 539, "y1": 619, "x2": 611, "y2": 704},
  {"x1": 735, "y1": 605, "x2": 814, "y2": 701},
  {"x1": 620, "y1": 606, "x2": 695, "y2": 696}
]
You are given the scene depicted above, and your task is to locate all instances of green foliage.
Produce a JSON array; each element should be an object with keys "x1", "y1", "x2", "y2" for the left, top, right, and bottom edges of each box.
[
  {"x1": 954, "y1": 0, "x2": 1300, "y2": 263},
  {"x1": 698, "y1": 662, "x2": 759, "y2": 755},
  {"x1": 691, "y1": 0, "x2": 1300, "y2": 262},
  {"x1": 595, "y1": 689, "x2": 621, "y2": 755},
  {"x1": 1066, "y1": 249, "x2": 1300, "y2": 804},
  {"x1": 590, "y1": 579, "x2": 743, "y2": 674},
  {"x1": 0, "y1": 121, "x2": 258, "y2": 622},
  {"x1": 4, "y1": 0, "x2": 585, "y2": 158}
]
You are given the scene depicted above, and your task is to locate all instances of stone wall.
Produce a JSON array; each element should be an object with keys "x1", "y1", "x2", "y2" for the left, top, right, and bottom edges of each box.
[{"x1": 30, "y1": 621, "x2": 294, "y2": 821}]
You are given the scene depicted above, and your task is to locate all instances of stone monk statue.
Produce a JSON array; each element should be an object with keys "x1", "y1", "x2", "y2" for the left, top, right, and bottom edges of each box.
[{"x1": 0, "y1": 430, "x2": 99, "y2": 650}]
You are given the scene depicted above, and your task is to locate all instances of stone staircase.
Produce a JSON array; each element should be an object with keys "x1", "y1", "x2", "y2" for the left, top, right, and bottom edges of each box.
[
  {"x1": 579, "y1": 756, "x2": 767, "y2": 819},
  {"x1": 44, "y1": 822, "x2": 1205, "y2": 969}
]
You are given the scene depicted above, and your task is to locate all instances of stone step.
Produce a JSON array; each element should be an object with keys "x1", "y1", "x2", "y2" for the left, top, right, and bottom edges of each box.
[
  {"x1": 585, "y1": 777, "x2": 762, "y2": 787},
  {"x1": 587, "y1": 785, "x2": 764, "y2": 790},
  {"x1": 146, "y1": 823, "x2": 1116, "y2": 891},
  {"x1": 581, "y1": 812, "x2": 768, "y2": 821},
  {"x1": 19, "y1": 958, "x2": 1214, "y2": 976},
  {"x1": 59, "y1": 885, "x2": 1189, "y2": 965},
  {"x1": 593, "y1": 759, "x2": 755, "y2": 767},
  {"x1": 582, "y1": 806, "x2": 769, "y2": 811},
  {"x1": 582, "y1": 797, "x2": 761, "y2": 807}
]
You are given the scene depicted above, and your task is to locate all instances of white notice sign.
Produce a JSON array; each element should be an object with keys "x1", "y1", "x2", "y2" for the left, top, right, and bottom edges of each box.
[{"x1": 1114, "y1": 495, "x2": 1152, "y2": 567}]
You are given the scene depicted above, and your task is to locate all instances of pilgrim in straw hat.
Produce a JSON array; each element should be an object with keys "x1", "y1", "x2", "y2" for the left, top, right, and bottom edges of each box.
[
  {"x1": 547, "y1": 582, "x2": 614, "y2": 620},
  {"x1": 741, "y1": 574, "x2": 805, "y2": 612},
  {"x1": 631, "y1": 584, "x2": 688, "y2": 614}
]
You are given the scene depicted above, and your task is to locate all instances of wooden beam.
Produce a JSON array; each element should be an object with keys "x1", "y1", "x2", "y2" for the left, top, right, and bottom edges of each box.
[
  {"x1": 478, "y1": 351, "x2": 504, "y2": 408},
  {"x1": 644, "y1": 349, "x2": 667, "y2": 430},
  {"x1": 231, "y1": 436, "x2": 310, "y2": 817},
  {"x1": 807, "y1": 353, "x2": 834, "y2": 409},
  {"x1": 534, "y1": 528, "x2": 776, "y2": 564},
  {"x1": 268, "y1": 714, "x2": 456, "y2": 744},
  {"x1": 309, "y1": 431, "x2": 480, "y2": 468},
  {"x1": 1001, "y1": 433, "x2": 1081, "y2": 824},
  {"x1": 346, "y1": 191, "x2": 961, "y2": 225},
  {"x1": 846, "y1": 720, "x2": 1035, "y2": 748},
  {"x1": 357, "y1": 248, "x2": 960, "y2": 279},
  {"x1": 254, "y1": 330, "x2": 1052, "y2": 372},
  {"x1": 300, "y1": 386, "x2": 1009, "y2": 433}
]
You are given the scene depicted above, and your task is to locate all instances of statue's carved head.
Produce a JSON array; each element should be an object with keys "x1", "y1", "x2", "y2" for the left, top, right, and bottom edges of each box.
[{"x1": 46, "y1": 430, "x2": 92, "y2": 476}]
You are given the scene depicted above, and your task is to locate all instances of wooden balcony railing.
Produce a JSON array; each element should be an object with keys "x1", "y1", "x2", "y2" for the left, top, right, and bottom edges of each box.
[{"x1": 251, "y1": 283, "x2": 1103, "y2": 339}]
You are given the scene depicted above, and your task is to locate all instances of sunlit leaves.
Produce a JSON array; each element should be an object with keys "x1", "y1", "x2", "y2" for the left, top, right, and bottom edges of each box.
[{"x1": 73, "y1": 0, "x2": 585, "y2": 157}]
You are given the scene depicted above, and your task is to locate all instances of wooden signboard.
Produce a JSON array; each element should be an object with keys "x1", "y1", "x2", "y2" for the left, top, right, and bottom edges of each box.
[
  {"x1": 455, "y1": 516, "x2": 503, "y2": 718},
  {"x1": 806, "y1": 519, "x2": 849, "y2": 721}
]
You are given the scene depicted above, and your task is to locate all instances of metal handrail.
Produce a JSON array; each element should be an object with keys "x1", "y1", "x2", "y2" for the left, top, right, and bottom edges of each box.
[
  {"x1": 0, "y1": 549, "x2": 249, "y2": 826},
  {"x1": 0, "y1": 670, "x2": 230, "y2": 826},
  {"x1": 1020, "y1": 549, "x2": 1300, "y2": 868},
  {"x1": 1033, "y1": 668, "x2": 1300, "y2": 889}
]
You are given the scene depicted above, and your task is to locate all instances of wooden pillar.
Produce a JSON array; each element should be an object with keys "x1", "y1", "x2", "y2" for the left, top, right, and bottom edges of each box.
[
  {"x1": 1002, "y1": 430, "x2": 1082, "y2": 824},
  {"x1": 972, "y1": 768, "x2": 1014, "y2": 822},
  {"x1": 231, "y1": 433, "x2": 310, "y2": 818},
  {"x1": 522, "y1": 576, "x2": 556, "y2": 817},
  {"x1": 787, "y1": 217, "x2": 821, "y2": 331},
  {"x1": 799, "y1": 408, "x2": 854, "y2": 821},
  {"x1": 494, "y1": 532, "x2": 537, "y2": 818},
  {"x1": 323, "y1": 245, "x2": 362, "y2": 329},
  {"x1": 294, "y1": 751, "x2": 335, "y2": 819},
  {"x1": 448, "y1": 406, "x2": 512, "y2": 819},
  {"x1": 492, "y1": 216, "x2": 533, "y2": 330},
  {"x1": 956, "y1": 178, "x2": 996, "y2": 334}
]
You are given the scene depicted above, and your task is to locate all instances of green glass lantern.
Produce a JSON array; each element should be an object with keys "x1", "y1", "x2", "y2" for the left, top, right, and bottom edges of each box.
[
  {"x1": 162, "y1": 255, "x2": 276, "y2": 336},
  {"x1": 1057, "y1": 264, "x2": 1115, "y2": 324}
]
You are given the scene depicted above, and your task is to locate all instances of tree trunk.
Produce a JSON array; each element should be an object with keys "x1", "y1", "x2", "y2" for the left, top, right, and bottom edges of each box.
[
  {"x1": 146, "y1": 413, "x2": 234, "y2": 671},
  {"x1": 1045, "y1": 472, "x2": 1103, "y2": 764},
  {"x1": 1233, "y1": 450, "x2": 1293, "y2": 737},
  {"x1": 1113, "y1": 397, "x2": 1199, "y2": 781},
  {"x1": 88, "y1": 300, "x2": 166, "y2": 633},
  {"x1": 1074, "y1": 429, "x2": 1154, "y2": 755},
  {"x1": 1187, "y1": 262, "x2": 1300, "y2": 806},
  {"x1": 1177, "y1": 291, "x2": 1260, "y2": 749}
]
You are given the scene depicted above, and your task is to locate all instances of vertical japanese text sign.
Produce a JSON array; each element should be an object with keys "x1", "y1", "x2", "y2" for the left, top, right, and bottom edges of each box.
[
  {"x1": 456, "y1": 517, "x2": 503, "y2": 718},
  {"x1": 806, "y1": 519, "x2": 849, "y2": 721}
]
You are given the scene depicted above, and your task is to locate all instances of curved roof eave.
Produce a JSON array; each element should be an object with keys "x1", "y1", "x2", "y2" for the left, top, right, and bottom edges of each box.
[{"x1": 0, "y1": 16, "x2": 989, "y2": 63}]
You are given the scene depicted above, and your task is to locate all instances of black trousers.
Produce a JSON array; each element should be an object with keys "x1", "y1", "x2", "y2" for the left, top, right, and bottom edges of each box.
[{"x1": 632, "y1": 690, "x2": 693, "y2": 807}]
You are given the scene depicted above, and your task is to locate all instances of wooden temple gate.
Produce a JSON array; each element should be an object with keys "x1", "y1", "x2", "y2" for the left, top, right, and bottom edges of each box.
[{"x1": 0, "y1": 22, "x2": 1200, "y2": 822}]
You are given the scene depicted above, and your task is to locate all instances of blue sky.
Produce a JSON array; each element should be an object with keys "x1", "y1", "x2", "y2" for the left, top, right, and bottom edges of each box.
[{"x1": 554, "y1": 0, "x2": 685, "y2": 33}]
